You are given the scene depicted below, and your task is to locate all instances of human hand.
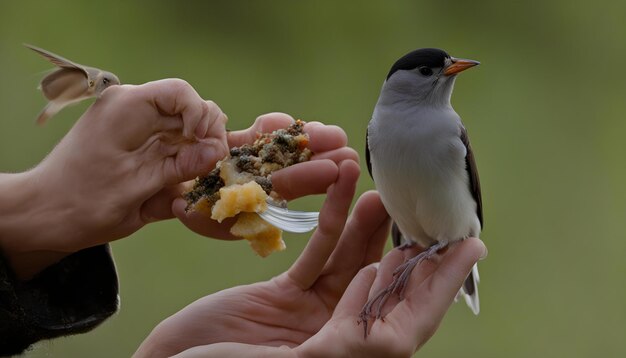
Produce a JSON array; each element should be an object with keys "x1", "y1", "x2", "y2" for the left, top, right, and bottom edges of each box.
[
  {"x1": 294, "y1": 236, "x2": 486, "y2": 358},
  {"x1": 134, "y1": 159, "x2": 372, "y2": 357},
  {"x1": 135, "y1": 190, "x2": 486, "y2": 358},
  {"x1": 0, "y1": 79, "x2": 228, "y2": 277},
  {"x1": 172, "y1": 112, "x2": 359, "y2": 240}
]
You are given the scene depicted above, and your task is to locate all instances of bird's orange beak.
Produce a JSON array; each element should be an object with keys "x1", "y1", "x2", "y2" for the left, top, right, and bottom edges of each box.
[{"x1": 444, "y1": 58, "x2": 480, "y2": 76}]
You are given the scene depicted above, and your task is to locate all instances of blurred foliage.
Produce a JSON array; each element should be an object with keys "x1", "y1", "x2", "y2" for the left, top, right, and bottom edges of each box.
[{"x1": 1, "y1": 1, "x2": 625, "y2": 357}]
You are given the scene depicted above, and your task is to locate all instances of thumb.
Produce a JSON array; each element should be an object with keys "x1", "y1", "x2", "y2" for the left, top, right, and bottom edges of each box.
[
  {"x1": 139, "y1": 140, "x2": 226, "y2": 224},
  {"x1": 162, "y1": 139, "x2": 228, "y2": 186}
]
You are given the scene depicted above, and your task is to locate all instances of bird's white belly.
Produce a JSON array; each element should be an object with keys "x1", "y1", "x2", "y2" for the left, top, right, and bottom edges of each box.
[{"x1": 369, "y1": 117, "x2": 480, "y2": 247}]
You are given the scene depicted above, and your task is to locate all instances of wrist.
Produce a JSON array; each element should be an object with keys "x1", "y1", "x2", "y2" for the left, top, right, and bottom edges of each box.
[{"x1": 0, "y1": 169, "x2": 74, "y2": 279}]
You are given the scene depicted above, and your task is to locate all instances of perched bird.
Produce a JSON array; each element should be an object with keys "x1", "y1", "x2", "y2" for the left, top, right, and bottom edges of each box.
[
  {"x1": 25, "y1": 44, "x2": 120, "y2": 125},
  {"x1": 361, "y1": 48, "x2": 483, "y2": 332}
]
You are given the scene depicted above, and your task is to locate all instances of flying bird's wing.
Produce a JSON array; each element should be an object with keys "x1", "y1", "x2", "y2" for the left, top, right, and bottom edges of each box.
[
  {"x1": 39, "y1": 68, "x2": 89, "y2": 100},
  {"x1": 460, "y1": 126, "x2": 483, "y2": 228},
  {"x1": 25, "y1": 44, "x2": 89, "y2": 77}
]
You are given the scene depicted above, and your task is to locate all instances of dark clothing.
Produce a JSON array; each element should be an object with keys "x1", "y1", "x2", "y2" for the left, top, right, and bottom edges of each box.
[{"x1": 0, "y1": 245, "x2": 119, "y2": 356}]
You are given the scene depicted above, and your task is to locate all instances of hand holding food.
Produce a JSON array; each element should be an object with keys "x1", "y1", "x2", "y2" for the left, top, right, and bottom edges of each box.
[
  {"x1": 173, "y1": 113, "x2": 359, "y2": 251},
  {"x1": 184, "y1": 120, "x2": 314, "y2": 256}
]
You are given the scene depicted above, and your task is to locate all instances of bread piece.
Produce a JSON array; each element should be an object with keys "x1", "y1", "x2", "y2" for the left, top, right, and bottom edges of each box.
[
  {"x1": 211, "y1": 181, "x2": 268, "y2": 223},
  {"x1": 230, "y1": 213, "x2": 285, "y2": 258}
]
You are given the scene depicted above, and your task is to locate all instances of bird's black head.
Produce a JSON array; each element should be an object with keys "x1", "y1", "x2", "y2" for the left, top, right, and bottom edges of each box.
[{"x1": 386, "y1": 48, "x2": 450, "y2": 80}]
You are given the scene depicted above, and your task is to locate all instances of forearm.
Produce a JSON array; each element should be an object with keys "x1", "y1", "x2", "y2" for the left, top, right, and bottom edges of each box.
[
  {"x1": 0, "y1": 171, "x2": 121, "y2": 353},
  {"x1": 0, "y1": 170, "x2": 73, "y2": 279}
]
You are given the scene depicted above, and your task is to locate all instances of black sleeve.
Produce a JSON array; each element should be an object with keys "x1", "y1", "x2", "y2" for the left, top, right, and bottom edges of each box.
[{"x1": 0, "y1": 244, "x2": 119, "y2": 356}]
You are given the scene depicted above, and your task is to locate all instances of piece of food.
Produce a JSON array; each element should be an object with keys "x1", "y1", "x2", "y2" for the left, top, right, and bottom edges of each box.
[
  {"x1": 211, "y1": 181, "x2": 268, "y2": 223},
  {"x1": 183, "y1": 120, "x2": 312, "y2": 257},
  {"x1": 230, "y1": 213, "x2": 285, "y2": 258}
]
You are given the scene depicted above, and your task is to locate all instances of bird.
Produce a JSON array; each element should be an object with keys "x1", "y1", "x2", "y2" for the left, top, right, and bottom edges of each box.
[
  {"x1": 360, "y1": 48, "x2": 483, "y2": 334},
  {"x1": 25, "y1": 44, "x2": 120, "y2": 125}
]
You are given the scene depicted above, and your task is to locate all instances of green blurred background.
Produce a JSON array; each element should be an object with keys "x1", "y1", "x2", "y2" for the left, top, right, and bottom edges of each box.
[{"x1": 1, "y1": 1, "x2": 625, "y2": 357}]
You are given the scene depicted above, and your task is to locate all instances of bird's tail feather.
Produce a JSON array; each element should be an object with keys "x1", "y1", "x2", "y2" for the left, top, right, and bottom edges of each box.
[
  {"x1": 459, "y1": 263, "x2": 480, "y2": 314},
  {"x1": 36, "y1": 102, "x2": 62, "y2": 125}
]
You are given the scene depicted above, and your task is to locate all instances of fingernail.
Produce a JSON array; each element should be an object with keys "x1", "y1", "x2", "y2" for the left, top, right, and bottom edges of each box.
[{"x1": 479, "y1": 246, "x2": 488, "y2": 260}]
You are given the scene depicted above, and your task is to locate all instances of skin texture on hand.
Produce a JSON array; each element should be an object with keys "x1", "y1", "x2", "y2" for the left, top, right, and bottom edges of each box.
[{"x1": 135, "y1": 183, "x2": 487, "y2": 357}]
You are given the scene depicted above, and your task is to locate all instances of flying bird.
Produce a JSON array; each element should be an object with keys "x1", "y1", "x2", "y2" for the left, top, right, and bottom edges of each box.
[
  {"x1": 25, "y1": 44, "x2": 120, "y2": 125},
  {"x1": 361, "y1": 48, "x2": 483, "y2": 333}
]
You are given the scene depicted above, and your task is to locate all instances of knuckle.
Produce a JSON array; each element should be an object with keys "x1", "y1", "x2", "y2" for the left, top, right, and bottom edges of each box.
[
  {"x1": 166, "y1": 78, "x2": 192, "y2": 93},
  {"x1": 253, "y1": 114, "x2": 267, "y2": 129},
  {"x1": 255, "y1": 112, "x2": 294, "y2": 131},
  {"x1": 100, "y1": 83, "x2": 123, "y2": 97},
  {"x1": 205, "y1": 100, "x2": 223, "y2": 118}
]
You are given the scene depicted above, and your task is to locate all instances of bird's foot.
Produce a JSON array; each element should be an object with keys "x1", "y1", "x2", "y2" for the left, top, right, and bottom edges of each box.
[{"x1": 358, "y1": 241, "x2": 449, "y2": 338}]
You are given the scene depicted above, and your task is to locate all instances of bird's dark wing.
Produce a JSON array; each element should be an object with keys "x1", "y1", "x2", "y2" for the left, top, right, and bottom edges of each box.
[
  {"x1": 460, "y1": 126, "x2": 483, "y2": 228},
  {"x1": 365, "y1": 128, "x2": 373, "y2": 178},
  {"x1": 25, "y1": 44, "x2": 89, "y2": 76},
  {"x1": 391, "y1": 222, "x2": 405, "y2": 247}
]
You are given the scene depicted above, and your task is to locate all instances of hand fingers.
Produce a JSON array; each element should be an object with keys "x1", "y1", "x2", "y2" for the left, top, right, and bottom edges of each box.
[
  {"x1": 310, "y1": 147, "x2": 359, "y2": 165},
  {"x1": 227, "y1": 113, "x2": 295, "y2": 148},
  {"x1": 271, "y1": 147, "x2": 359, "y2": 201},
  {"x1": 392, "y1": 238, "x2": 486, "y2": 338},
  {"x1": 347, "y1": 192, "x2": 391, "y2": 268},
  {"x1": 154, "y1": 140, "x2": 227, "y2": 185},
  {"x1": 303, "y1": 122, "x2": 348, "y2": 153},
  {"x1": 172, "y1": 197, "x2": 240, "y2": 240},
  {"x1": 197, "y1": 100, "x2": 227, "y2": 140},
  {"x1": 150, "y1": 115, "x2": 184, "y2": 133},
  {"x1": 287, "y1": 160, "x2": 360, "y2": 290},
  {"x1": 367, "y1": 248, "x2": 405, "y2": 298},
  {"x1": 361, "y1": 216, "x2": 391, "y2": 267},
  {"x1": 318, "y1": 191, "x2": 390, "y2": 298},
  {"x1": 142, "y1": 139, "x2": 227, "y2": 189},
  {"x1": 332, "y1": 263, "x2": 379, "y2": 320},
  {"x1": 365, "y1": 244, "x2": 436, "y2": 318},
  {"x1": 141, "y1": 79, "x2": 213, "y2": 139},
  {"x1": 226, "y1": 115, "x2": 348, "y2": 155},
  {"x1": 139, "y1": 184, "x2": 187, "y2": 223},
  {"x1": 271, "y1": 160, "x2": 338, "y2": 201}
]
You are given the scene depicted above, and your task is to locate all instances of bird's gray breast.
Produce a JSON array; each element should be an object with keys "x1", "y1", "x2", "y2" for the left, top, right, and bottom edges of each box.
[{"x1": 368, "y1": 105, "x2": 479, "y2": 246}]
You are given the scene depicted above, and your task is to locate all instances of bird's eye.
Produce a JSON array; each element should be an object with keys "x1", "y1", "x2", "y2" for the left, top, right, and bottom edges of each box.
[
  {"x1": 103, "y1": 78, "x2": 110, "y2": 85},
  {"x1": 418, "y1": 67, "x2": 433, "y2": 76}
]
